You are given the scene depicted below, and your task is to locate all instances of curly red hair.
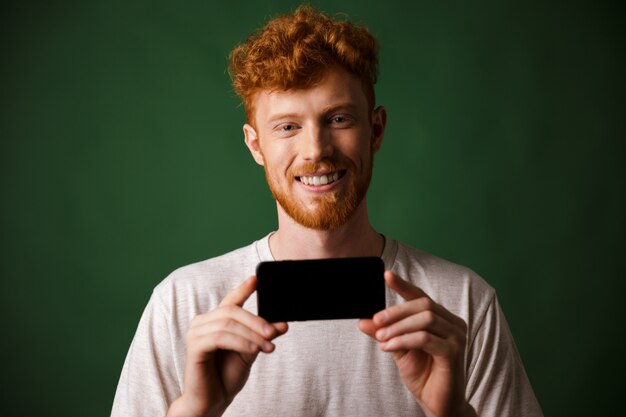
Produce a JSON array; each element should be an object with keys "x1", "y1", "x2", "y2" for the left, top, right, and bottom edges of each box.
[{"x1": 228, "y1": 5, "x2": 379, "y2": 124}]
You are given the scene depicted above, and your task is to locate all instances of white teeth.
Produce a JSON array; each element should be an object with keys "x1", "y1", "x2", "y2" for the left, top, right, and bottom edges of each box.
[{"x1": 300, "y1": 172, "x2": 341, "y2": 186}]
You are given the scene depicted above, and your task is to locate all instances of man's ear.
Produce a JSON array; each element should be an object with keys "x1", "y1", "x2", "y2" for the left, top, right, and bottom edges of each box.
[
  {"x1": 243, "y1": 123, "x2": 264, "y2": 166},
  {"x1": 371, "y1": 106, "x2": 387, "y2": 153}
]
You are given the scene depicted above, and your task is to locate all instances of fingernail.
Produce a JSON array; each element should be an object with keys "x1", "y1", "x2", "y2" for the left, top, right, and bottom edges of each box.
[
  {"x1": 376, "y1": 329, "x2": 387, "y2": 340},
  {"x1": 263, "y1": 341, "x2": 274, "y2": 352}
]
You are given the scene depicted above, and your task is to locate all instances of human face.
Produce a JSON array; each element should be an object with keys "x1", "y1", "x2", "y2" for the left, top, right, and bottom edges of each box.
[{"x1": 243, "y1": 67, "x2": 386, "y2": 230}]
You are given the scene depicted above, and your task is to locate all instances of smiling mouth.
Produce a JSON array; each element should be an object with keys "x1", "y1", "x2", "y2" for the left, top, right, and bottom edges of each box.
[{"x1": 296, "y1": 169, "x2": 347, "y2": 186}]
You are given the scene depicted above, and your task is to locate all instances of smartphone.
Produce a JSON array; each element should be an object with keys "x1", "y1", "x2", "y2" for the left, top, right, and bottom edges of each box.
[{"x1": 256, "y1": 256, "x2": 385, "y2": 322}]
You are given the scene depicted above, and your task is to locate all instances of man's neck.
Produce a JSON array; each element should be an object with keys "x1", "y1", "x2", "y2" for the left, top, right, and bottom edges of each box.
[{"x1": 268, "y1": 201, "x2": 384, "y2": 260}]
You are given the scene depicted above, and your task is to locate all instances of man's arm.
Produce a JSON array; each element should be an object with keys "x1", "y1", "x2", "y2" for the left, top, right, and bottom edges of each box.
[{"x1": 464, "y1": 294, "x2": 543, "y2": 416}]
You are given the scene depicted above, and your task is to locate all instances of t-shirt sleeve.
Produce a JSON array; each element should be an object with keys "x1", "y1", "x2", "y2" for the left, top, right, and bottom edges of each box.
[
  {"x1": 465, "y1": 294, "x2": 544, "y2": 417},
  {"x1": 110, "y1": 290, "x2": 182, "y2": 417}
]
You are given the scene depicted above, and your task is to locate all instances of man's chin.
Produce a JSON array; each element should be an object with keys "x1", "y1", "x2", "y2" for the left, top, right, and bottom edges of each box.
[
  {"x1": 290, "y1": 215, "x2": 347, "y2": 231},
  {"x1": 278, "y1": 196, "x2": 362, "y2": 231}
]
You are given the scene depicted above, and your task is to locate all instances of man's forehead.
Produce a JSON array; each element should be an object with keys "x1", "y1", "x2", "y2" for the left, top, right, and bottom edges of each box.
[{"x1": 252, "y1": 69, "x2": 368, "y2": 121}]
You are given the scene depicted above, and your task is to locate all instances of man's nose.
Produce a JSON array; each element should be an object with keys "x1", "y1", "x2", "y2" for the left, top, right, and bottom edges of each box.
[{"x1": 300, "y1": 125, "x2": 333, "y2": 161}]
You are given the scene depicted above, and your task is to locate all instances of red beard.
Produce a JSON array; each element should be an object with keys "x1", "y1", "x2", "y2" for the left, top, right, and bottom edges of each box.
[{"x1": 263, "y1": 152, "x2": 373, "y2": 231}]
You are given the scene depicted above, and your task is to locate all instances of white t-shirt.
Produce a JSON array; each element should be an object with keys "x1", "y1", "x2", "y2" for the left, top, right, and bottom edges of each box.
[{"x1": 111, "y1": 235, "x2": 543, "y2": 416}]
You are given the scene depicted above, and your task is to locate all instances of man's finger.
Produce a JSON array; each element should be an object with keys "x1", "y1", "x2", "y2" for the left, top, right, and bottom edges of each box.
[
  {"x1": 272, "y1": 322, "x2": 289, "y2": 337},
  {"x1": 375, "y1": 310, "x2": 462, "y2": 342},
  {"x1": 358, "y1": 318, "x2": 378, "y2": 339},
  {"x1": 380, "y1": 330, "x2": 451, "y2": 358},
  {"x1": 384, "y1": 271, "x2": 428, "y2": 301},
  {"x1": 194, "y1": 329, "x2": 267, "y2": 355},
  {"x1": 220, "y1": 276, "x2": 257, "y2": 307},
  {"x1": 192, "y1": 319, "x2": 276, "y2": 353},
  {"x1": 377, "y1": 288, "x2": 465, "y2": 330}
]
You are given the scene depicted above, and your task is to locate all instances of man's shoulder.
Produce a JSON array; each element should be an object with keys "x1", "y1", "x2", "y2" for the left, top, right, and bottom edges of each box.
[
  {"x1": 152, "y1": 239, "x2": 263, "y2": 303},
  {"x1": 170, "y1": 243, "x2": 258, "y2": 280},
  {"x1": 393, "y1": 241, "x2": 480, "y2": 276},
  {"x1": 391, "y1": 239, "x2": 495, "y2": 303}
]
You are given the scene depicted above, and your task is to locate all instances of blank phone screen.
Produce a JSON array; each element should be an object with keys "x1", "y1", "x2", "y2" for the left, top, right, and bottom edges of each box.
[{"x1": 256, "y1": 257, "x2": 385, "y2": 322}]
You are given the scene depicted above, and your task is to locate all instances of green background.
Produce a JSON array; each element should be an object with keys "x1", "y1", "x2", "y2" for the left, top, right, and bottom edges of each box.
[{"x1": 1, "y1": 0, "x2": 624, "y2": 415}]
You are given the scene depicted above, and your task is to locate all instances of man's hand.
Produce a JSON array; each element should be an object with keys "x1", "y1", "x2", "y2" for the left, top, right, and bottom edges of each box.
[
  {"x1": 359, "y1": 271, "x2": 476, "y2": 417},
  {"x1": 167, "y1": 276, "x2": 288, "y2": 417}
]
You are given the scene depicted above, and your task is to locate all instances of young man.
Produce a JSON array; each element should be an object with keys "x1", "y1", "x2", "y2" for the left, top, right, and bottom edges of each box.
[{"x1": 111, "y1": 6, "x2": 542, "y2": 417}]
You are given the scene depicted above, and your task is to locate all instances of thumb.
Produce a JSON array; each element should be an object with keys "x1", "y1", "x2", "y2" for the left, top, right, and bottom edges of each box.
[
  {"x1": 220, "y1": 276, "x2": 257, "y2": 307},
  {"x1": 384, "y1": 271, "x2": 428, "y2": 301}
]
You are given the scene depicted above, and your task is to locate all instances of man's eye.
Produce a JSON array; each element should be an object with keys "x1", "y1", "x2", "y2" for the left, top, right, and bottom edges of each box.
[
  {"x1": 275, "y1": 123, "x2": 299, "y2": 136},
  {"x1": 330, "y1": 115, "x2": 354, "y2": 125}
]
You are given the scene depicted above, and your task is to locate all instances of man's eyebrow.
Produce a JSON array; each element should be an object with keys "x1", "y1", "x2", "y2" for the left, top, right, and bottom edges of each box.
[
  {"x1": 322, "y1": 103, "x2": 360, "y2": 114},
  {"x1": 267, "y1": 112, "x2": 302, "y2": 124},
  {"x1": 266, "y1": 103, "x2": 360, "y2": 125}
]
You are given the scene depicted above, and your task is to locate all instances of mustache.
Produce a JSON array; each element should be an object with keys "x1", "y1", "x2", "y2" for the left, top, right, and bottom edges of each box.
[{"x1": 289, "y1": 158, "x2": 352, "y2": 177}]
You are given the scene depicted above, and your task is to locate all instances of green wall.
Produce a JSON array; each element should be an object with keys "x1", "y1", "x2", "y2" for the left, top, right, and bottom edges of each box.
[{"x1": 2, "y1": 0, "x2": 623, "y2": 415}]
